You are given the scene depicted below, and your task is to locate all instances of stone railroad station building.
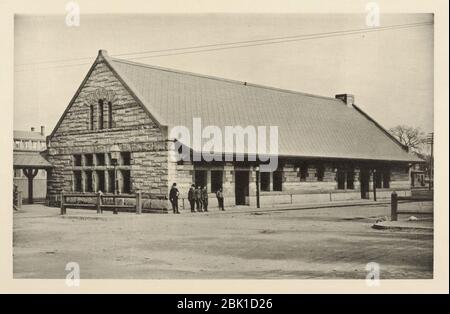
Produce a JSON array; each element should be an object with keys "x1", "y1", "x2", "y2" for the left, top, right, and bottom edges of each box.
[{"x1": 45, "y1": 50, "x2": 421, "y2": 211}]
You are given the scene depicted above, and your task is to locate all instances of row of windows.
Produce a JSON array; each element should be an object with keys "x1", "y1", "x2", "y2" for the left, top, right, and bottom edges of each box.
[
  {"x1": 336, "y1": 169, "x2": 355, "y2": 190},
  {"x1": 192, "y1": 167, "x2": 391, "y2": 193},
  {"x1": 193, "y1": 169, "x2": 284, "y2": 193},
  {"x1": 374, "y1": 169, "x2": 391, "y2": 189},
  {"x1": 89, "y1": 100, "x2": 113, "y2": 131},
  {"x1": 69, "y1": 168, "x2": 393, "y2": 195},
  {"x1": 296, "y1": 164, "x2": 391, "y2": 190},
  {"x1": 14, "y1": 140, "x2": 46, "y2": 151},
  {"x1": 298, "y1": 163, "x2": 325, "y2": 182},
  {"x1": 73, "y1": 170, "x2": 131, "y2": 193},
  {"x1": 336, "y1": 168, "x2": 391, "y2": 190},
  {"x1": 263, "y1": 167, "x2": 391, "y2": 191},
  {"x1": 73, "y1": 152, "x2": 131, "y2": 167},
  {"x1": 260, "y1": 171, "x2": 283, "y2": 191}
]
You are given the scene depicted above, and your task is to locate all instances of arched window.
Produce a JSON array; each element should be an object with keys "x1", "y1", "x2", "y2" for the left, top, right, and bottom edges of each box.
[
  {"x1": 89, "y1": 104, "x2": 94, "y2": 130},
  {"x1": 98, "y1": 99, "x2": 104, "y2": 130},
  {"x1": 108, "y1": 101, "x2": 113, "y2": 129},
  {"x1": 87, "y1": 88, "x2": 116, "y2": 130}
]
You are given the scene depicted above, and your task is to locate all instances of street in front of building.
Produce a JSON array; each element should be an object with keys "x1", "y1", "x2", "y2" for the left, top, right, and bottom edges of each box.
[{"x1": 13, "y1": 202, "x2": 433, "y2": 279}]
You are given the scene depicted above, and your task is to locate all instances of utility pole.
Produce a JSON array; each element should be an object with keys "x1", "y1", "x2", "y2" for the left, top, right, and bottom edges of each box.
[{"x1": 426, "y1": 133, "x2": 434, "y2": 190}]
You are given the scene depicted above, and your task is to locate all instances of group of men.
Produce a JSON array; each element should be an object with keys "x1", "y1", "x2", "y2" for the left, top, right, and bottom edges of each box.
[{"x1": 169, "y1": 183, "x2": 225, "y2": 214}]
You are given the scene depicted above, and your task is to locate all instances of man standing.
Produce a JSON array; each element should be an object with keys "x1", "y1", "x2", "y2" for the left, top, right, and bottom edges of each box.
[
  {"x1": 195, "y1": 185, "x2": 202, "y2": 212},
  {"x1": 188, "y1": 184, "x2": 196, "y2": 212},
  {"x1": 216, "y1": 187, "x2": 225, "y2": 211},
  {"x1": 201, "y1": 186, "x2": 208, "y2": 212},
  {"x1": 169, "y1": 183, "x2": 180, "y2": 214}
]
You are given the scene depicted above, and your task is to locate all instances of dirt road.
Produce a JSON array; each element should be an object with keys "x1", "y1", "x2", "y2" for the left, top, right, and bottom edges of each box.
[{"x1": 13, "y1": 202, "x2": 433, "y2": 279}]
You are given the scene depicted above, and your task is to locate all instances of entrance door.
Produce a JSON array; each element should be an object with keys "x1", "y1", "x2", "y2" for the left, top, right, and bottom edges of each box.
[
  {"x1": 194, "y1": 170, "x2": 208, "y2": 188},
  {"x1": 235, "y1": 171, "x2": 249, "y2": 205},
  {"x1": 360, "y1": 169, "x2": 370, "y2": 199}
]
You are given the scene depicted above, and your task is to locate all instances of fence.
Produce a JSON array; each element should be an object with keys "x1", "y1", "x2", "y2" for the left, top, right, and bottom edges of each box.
[
  {"x1": 390, "y1": 191, "x2": 433, "y2": 221},
  {"x1": 60, "y1": 191, "x2": 142, "y2": 215}
]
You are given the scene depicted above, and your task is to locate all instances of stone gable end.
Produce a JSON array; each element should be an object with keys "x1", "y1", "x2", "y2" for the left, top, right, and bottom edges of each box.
[
  {"x1": 52, "y1": 61, "x2": 160, "y2": 136},
  {"x1": 46, "y1": 61, "x2": 170, "y2": 210}
]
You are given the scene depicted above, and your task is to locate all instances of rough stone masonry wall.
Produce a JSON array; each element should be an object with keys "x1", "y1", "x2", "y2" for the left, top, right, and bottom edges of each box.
[
  {"x1": 168, "y1": 161, "x2": 411, "y2": 209},
  {"x1": 254, "y1": 163, "x2": 411, "y2": 205},
  {"x1": 46, "y1": 60, "x2": 170, "y2": 209}
]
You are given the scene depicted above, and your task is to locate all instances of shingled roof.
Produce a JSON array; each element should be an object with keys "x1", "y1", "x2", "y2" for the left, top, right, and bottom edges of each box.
[
  {"x1": 53, "y1": 50, "x2": 421, "y2": 163},
  {"x1": 13, "y1": 151, "x2": 52, "y2": 169},
  {"x1": 105, "y1": 52, "x2": 420, "y2": 163},
  {"x1": 13, "y1": 130, "x2": 45, "y2": 141}
]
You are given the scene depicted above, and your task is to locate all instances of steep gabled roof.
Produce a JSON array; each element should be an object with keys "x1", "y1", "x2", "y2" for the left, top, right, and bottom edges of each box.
[
  {"x1": 105, "y1": 52, "x2": 419, "y2": 162},
  {"x1": 50, "y1": 50, "x2": 421, "y2": 162}
]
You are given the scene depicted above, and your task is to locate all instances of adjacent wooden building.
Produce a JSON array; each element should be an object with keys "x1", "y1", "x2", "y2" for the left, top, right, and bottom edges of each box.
[
  {"x1": 13, "y1": 127, "x2": 51, "y2": 204},
  {"x1": 45, "y1": 50, "x2": 421, "y2": 211}
]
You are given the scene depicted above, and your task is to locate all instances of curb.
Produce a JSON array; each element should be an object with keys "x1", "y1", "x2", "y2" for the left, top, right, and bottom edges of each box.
[
  {"x1": 372, "y1": 222, "x2": 433, "y2": 231},
  {"x1": 201, "y1": 200, "x2": 391, "y2": 215}
]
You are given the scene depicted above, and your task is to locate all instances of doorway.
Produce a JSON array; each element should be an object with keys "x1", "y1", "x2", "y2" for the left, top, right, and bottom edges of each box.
[
  {"x1": 235, "y1": 171, "x2": 249, "y2": 205},
  {"x1": 360, "y1": 169, "x2": 370, "y2": 199},
  {"x1": 194, "y1": 170, "x2": 208, "y2": 189}
]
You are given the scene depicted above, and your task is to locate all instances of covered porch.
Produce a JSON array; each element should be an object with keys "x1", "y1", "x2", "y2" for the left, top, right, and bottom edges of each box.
[
  {"x1": 172, "y1": 158, "x2": 412, "y2": 209},
  {"x1": 13, "y1": 151, "x2": 53, "y2": 204}
]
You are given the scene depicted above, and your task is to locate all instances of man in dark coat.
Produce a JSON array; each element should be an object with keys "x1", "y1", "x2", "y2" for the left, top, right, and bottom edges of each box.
[
  {"x1": 201, "y1": 186, "x2": 208, "y2": 212},
  {"x1": 216, "y1": 187, "x2": 225, "y2": 211},
  {"x1": 169, "y1": 183, "x2": 180, "y2": 214},
  {"x1": 188, "y1": 184, "x2": 196, "y2": 212},
  {"x1": 194, "y1": 185, "x2": 202, "y2": 212}
]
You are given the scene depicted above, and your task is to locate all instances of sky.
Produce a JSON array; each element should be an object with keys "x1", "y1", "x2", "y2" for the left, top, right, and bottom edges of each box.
[{"x1": 14, "y1": 13, "x2": 433, "y2": 135}]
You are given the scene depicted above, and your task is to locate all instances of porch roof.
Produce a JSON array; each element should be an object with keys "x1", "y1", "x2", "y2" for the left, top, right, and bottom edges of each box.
[{"x1": 13, "y1": 151, "x2": 53, "y2": 169}]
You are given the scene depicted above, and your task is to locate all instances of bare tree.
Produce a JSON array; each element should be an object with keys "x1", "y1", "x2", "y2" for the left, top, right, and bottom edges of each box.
[{"x1": 389, "y1": 125, "x2": 427, "y2": 152}]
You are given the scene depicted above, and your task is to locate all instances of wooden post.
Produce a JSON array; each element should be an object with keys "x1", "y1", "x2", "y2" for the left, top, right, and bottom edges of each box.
[
  {"x1": 60, "y1": 191, "x2": 65, "y2": 215},
  {"x1": 113, "y1": 198, "x2": 118, "y2": 215},
  {"x1": 136, "y1": 191, "x2": 142, "y2": 214},
  {"x1": 373, "y1": 184, "x2": 377, "y2": 201},
  {"x1": 96, "y1": 192, "x2": 102, "y2": 214},
  {"x1": 373, "y1": 170, "x2": 377, "y2": 202},
  {"x1": 113, "y1": 165, "x2": 118, "y2": 215},
  {"x1": 391, "y1": 191, "x2": 398, "y2": 221},
  {"x1": 256, "y1": 169, "x2": 260, "y2": 209},
  {"x1": 23, "y1": 168, "x2": 39, "y2": 204},
  {"x1": 27, "y1": 170, "x2": 33, "y2": 204}
]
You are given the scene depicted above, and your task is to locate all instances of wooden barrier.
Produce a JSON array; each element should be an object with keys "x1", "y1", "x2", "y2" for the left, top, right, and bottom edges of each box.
[
  {"x1": 60, "y1": 191, "x2": 143, "y2": 215},
  {"x1": 390, "y1": 191, "x2": 433, "y2": 221}
]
